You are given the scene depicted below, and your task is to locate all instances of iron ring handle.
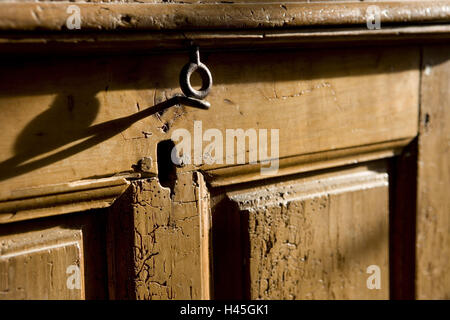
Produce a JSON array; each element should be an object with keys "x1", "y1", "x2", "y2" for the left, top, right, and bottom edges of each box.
[{"x1": 179, "y1": 47, "x2": 213, "y2": 100}]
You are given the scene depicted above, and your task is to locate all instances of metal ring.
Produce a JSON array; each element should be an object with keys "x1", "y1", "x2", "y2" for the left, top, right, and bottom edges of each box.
[{"x1": 179, "y1": 62, "x2": 212, "y2": 100}]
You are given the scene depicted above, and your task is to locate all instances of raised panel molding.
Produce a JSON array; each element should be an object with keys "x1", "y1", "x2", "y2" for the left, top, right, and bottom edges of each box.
[
  {"x1": 213, "y1": 162, "x2": 390, "y2": 299},
  {"x1": 0, "y1": 228, "x2": 84, "y2": 300},
  {"x1": 0, "y1": 176, "x2": 130, "y2": 224}
]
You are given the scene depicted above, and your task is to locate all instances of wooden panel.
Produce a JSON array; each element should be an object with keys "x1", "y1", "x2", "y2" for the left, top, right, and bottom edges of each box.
[
  {"x1": 0, "y1": 46, "x2": 419, "y2": 198},
  {"x1": 107, "y1": 172, "x2": 211, "y2": 299},
  {"x1": 0, "y1": 209, "x2": 109, "y2": 300},
  {"x1": 0, "y1": 227, "x2": 84, "y2": 299},
  {"x1": 212, "y1": 161, "x2": 390, "y2": 299},
  {"x1": 416, "y1": 45, "x2": 450, "y2": 299}
]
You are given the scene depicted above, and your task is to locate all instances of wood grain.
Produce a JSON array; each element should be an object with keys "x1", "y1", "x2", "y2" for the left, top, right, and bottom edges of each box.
[
  {"x1": 204, "y1": 139, "x2": 411, "y2": 187},
  {"x1": 0, "y1": 47, "x2": 419, "y2": 200},
  {"x1": 0, "y1": 227, "x2": 84, "y2": 299},
  {"x1": 0, "y1": 0, "x2": 447, "y2": 302},
  {"x1": 0, "y1": 208, "x2": 109, "y2": 300},
  {"x1": 107, "y1": 172, "x2": 211, "y2": 299},
  {"x1": 416, "y1": 45, "x2": 450, "y2": 299},
  {"x1": 0, "y1": 2, "x2": 448, "y2": 31},
  {"x1": 213, "y1": 162, "x2": 390, "y2": 299},
  {"x1": 0, "y1": 176, "x2": 130, "y2": 224},
  {"x1": 2, "y1": 25, "x2": 450, "y2": 55}
]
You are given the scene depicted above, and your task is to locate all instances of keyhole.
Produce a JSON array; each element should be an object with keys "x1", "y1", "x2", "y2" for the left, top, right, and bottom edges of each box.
[{"x1": 157, "y1": 140, "x2": 177, "y2": 194}]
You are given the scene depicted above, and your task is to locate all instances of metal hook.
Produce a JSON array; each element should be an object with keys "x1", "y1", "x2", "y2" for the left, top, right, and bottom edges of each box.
[
  {"x1": 179, "y1": 46, "x2": 213, "y2": 100},
  {"x1": 140, "y1": 46, "x2": 212, "y2": 116}
]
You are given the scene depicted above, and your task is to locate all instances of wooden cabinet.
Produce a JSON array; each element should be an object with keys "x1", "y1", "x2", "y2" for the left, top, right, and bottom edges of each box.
[{"x1": 0, "y1": 1, "x2": 449, "y2": 300}]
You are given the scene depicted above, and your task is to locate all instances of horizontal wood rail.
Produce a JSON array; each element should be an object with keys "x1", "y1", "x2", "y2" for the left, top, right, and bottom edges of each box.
[
  {"x1": 0, "y1": 175, "x2": 132, "y2": 224},
  {"x1": 0, "y1": 1, "x2": 449, "y2": 52},
  {"x1": 1, "y1": 2, "x2": 450, "y2": 32}
]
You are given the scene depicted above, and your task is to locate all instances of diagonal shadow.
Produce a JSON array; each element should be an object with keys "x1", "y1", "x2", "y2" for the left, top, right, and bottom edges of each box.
[{"x1": 0, "y1": 93, "x2": 199, "y2": 183}]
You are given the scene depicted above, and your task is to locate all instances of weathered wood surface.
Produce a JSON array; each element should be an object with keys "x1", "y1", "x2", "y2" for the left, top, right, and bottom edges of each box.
[
  {"x1": 0, "y1": 0, "x2": 447, "y2": 303},
  {"x1": 0, "y1": 227, "x2": 84, "y2": 299},
  {"x1": 0, "y1": 47, "x2": 419, "y2": 200},
  {"x1": 107, "y1": 172, "x2": 211, "y2": 300},
  {"x1": 0, "y1": 176, "x2": 130, "y2": 224},
  {"x1": 213, "y1": 162, "x2": 390, "y2": 299},
  {"x1": 205, "y1": 139, "x2": 411, "y2": 187},
  {"x1": 416, "y1": 45, "x2": 450, "y2": 299},
  {"x1": 1, "y1": 2, "x2": 449, "y2": 53},
  {"x1": 0, "y1": 2, "x2": 449, "y2": 31},
  {"x1": 0, "y1": 209, "x2": 109, "y2": 300},
  {"x1": 2, "y1": 26, "x2": 450, "y2": 55}
]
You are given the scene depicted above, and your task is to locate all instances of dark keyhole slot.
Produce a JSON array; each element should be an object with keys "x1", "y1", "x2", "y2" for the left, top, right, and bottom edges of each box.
[{"x1": 157, "y1": 139, "x2": 177, "y2": 194}]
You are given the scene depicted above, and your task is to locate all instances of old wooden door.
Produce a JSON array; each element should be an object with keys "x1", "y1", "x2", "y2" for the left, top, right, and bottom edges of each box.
[{"x1": 0, "y1": 1, "x2": 449, "y2": 300}]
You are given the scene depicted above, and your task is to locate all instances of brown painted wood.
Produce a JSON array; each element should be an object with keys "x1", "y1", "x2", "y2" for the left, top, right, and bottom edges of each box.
[
  {"x1": 0, "y1": 47, "x2": 419, "y2": 204},
  {"x1": 0, "y1": 209, "x2": 109, "y2": 299},
  {"x1": 213, "y1": 162, "x2": 390, "y2": 299},
  {"x1": 0, "y1": 2, "x2": 449, "y2": 32},
  {"x1": 0, "y1": 176, "x2": 130, "y2": 224},
  {"x1": 0, "y1": 2, "x2": 449, "y2": 54},
  {"x1": 2, "y1": 25, "x2": 450, "y2": 55},
  {"x1": 1, "y1": 1, "x2": 449, "y2": 301},
  {"x1": 0, "y1": 228, "x2": 84, "y2": 299},
  {"x1": 107, "y1": 172, "x2": 211, "y2": 299},
  {"x1": 416, "y1": 45, "x2": 450, "y2": 299}
]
